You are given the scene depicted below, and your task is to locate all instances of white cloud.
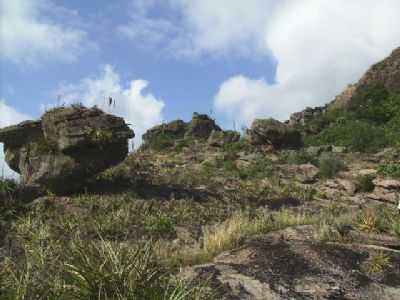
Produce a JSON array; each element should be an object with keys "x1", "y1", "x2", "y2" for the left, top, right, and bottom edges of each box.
[
  {"x1": 52, "y1": 65, "x2": 165, "y2": 145},
  {"x1": 212, "y1": 0, "x2": 400, "y2": 126},
  {"x1": 119, "y1": 0, "x2": 275, "y2": 58},
  {"x1": 0, "y1": 0, "x2": 88, "y2": 64},
  {"x1": 0, "y1": 100, "x2": 31, "y2": 178}
]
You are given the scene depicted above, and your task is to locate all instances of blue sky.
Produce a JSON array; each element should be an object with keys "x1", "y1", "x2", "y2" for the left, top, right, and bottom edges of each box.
[{"x1": 1, "y1": 0, "x2": 400, "y2": 176}]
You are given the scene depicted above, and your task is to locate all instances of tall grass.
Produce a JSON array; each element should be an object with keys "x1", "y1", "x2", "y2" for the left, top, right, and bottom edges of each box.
[{"x1": 0, "y1": 215, "x2": 210, "y2": 300}]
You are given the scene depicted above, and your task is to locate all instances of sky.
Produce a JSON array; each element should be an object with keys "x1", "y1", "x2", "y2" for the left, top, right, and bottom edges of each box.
[{"x1": 1, "y1": 0, "x2": 400, "y2": 177}]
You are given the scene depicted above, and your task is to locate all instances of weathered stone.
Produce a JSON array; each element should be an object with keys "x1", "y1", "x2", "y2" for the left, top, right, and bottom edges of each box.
[
  {"x1": 0, "y1": 106, "x2": 134, "y2": 194},
  {"x1": 208, "y1": 130, "x2": 240, "y2": 147},
  {"x1": 180, "y1": 225, "x2": 400, "y2": 300},
  {"x1": 246, "y1": 118, "x2": 303, "y2": 150},
  {"x1": 279, "y1": 164, "x2": 320, "y2": 183},
  {"x1": 0, "y1": 120, "x2": 42, "y2": 147},
  {"x1": 142, "y1": 113, "x2": 224, "y2": 150},
  {"x1": 185, "y1": 112, "x2": 221, "y2": 139},
  {"x1": 142, "y1": 120, "x2": 187, "y2": 145}
]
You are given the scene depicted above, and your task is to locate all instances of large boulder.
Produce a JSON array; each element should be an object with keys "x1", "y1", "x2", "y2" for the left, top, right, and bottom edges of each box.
[
  {"x1": 246, "y1": 118, "x2": 303, "y2": 150},
  {"x1": 0, "y1": 106, "x2": 134, "y2": 194}
]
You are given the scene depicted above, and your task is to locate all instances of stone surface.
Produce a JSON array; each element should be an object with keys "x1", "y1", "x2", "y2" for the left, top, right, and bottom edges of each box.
[
  {"x1": 184, "y1": 112, "x2": 221, "y2": 139},
  {"x1": 142, "y1": 112, "x2": 224, "y2": 149},
  {"x1": 208, "y1": 129, "x2": 240, "y2": 147},
  {"x1": 0, "y1": 106, "x2": 134, "y2": 194},
  {"x1": 246, "y1": 118, "x2": 303, "y2": 150},
  {"x1": 279, "y1": 164, "x2": 320, "y2": 184},
  {"x1": 180, "y1": 225, "x2": 400, "y2": 300}
]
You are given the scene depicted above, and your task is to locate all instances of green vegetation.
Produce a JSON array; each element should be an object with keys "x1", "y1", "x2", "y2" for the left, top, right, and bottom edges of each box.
[
  {"x1": 87, "y1": 128, "x2": 114, "y2": 145},
  {"x1": 305, "y1": 86, "x2": 400, "y2": 152},
  {"x1": 144, "y1": 214, "x2": 176, "y2": 237},
  {"x1": 357, "y1": 174, "x2": 376, "y2": 193},
  {"x1": 367, "y1": 252, "x2": 392, "y2": 274},
  {"x1": 317, "y1": 153, "x2": 346, "y2": 179},
  {"x1": 357, "y1": 206, "x2": 400, "y2": 237},
  {"x1": 279, "y1": 150, "x2": 317, "y2": 165},
  {"x1": 146, "y1": 133, "x2": 177, "y2": 151},
  {"x1": 378, "y1": 163, "x2": 400, "y2": 178}
]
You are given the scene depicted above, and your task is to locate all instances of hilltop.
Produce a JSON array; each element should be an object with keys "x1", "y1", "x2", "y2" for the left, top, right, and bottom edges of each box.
[{"x1": 0, "y1": 47, "x2": 400, "y2": 299}]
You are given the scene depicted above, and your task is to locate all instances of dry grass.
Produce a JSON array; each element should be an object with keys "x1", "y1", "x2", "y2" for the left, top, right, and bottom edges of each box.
[{"x1": 163, "y1": 209, "x2": 316, "y2": 268}]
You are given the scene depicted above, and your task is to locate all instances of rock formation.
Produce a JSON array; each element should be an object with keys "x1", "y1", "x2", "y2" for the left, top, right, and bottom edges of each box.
[
  {"x1": 180, "y1": 225, "x2": 400, "y2": 300},
  {"x1": 142, "y1": 112, "x2": 229, "y2": 149},
  {"x1": 246, "y1": 118, "x2": 303, "y2": 150},
  {"x1": 0, "y1": 106, "x2": 134, "y2": 194}
]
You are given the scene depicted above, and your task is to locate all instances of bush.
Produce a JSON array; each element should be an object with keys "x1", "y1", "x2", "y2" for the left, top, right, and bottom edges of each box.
[
  {"x1": 146, "y1": 133, "x2": 176, "y2": 151},
  {"x1": 306, "y1": 120, "x2": 389, "y2": 152},
  {"x1": 318, "y1": 153, "x2": 346, "y2": 179},
  {"x1": 378, "y1": 163, "x2": 400, "y2": 178},
  {"x1": 357, "y1": 174, "x2": 376, "y2": 193},
  {"x1": 279, "y1": 150, "x2": 317, "y2": 165},
  {"x1": 144, "y1": 214, "x2": 176, "y2": 237}
]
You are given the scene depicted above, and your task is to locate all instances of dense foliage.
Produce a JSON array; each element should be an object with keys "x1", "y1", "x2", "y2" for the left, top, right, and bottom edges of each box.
[{"x1": 305, "y1": 86, "x2": 400, "y2": 152}]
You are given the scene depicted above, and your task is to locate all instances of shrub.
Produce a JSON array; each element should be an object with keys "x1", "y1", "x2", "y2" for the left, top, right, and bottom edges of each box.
[
  {"x1": 357, "y1": 174, "x2": 376, "y2": 193},
  {"x1": 367, "y1": 252, "x2": 391, "y2": 274},
  {"x1": 318, "y1": 153, "x2": 346, "y2": 179},
  {"x1": 144, "y1": 215, "x2": 176, "y2": 237},
  {"x1": 306, "y1": 120, "x2": 389, "y2": 152},
  {"x1": 144, "y1": 132, "x2": 177, "y2": 151},
  {"x1": 279, "y1": 150, "x2": 317, "y2": 165},
  {"x1": 378, "y1": 163, "x2": 400, "y2": 178}
]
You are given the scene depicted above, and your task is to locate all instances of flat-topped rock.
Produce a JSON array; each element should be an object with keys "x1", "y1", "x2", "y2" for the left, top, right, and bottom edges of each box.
[
  {"x1": 0, "y1": 120, "x2": 42, "y2": 146},
  {"x1": 246, "y1": 118, "x2": 303, "y2": 150},
  {"x1": 0, "y1": 105, "x2": 134, "y2": 194}
]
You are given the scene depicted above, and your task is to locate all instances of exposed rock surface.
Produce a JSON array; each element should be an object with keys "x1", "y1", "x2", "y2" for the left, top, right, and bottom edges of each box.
[
  {"x1": 368, "y1": 178, "x2": 400, "y2": 204},
  {"x1": 246, "y1": 118, "x2": 303, "y2": 150},
  {"x1": 279, "y1": 164, "x2": 320, "y2": 184},
  {"x1": 208, "y1": 130, "x2": 240, "y2": 147},
  {"x1": 142, "y1": 112, "x2": 233, "y2": 149},
  {"x1": 0, "y1": 106, "x2": 134, "y2": 194},
  {"x1": 181, "y1": 226, "x2": 400, "y2": 300}
]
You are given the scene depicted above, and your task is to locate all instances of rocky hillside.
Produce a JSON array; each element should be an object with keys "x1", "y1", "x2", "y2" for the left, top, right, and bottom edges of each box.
[
  {"x1": 0, "y1": 48, "x2": 400, "y2": 299},
  {"x1": 289, "y1": 47, "x2": 400, "y2": 153}
]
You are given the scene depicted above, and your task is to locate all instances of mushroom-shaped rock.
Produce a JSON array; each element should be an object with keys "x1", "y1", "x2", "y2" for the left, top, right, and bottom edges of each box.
[
  {"x1": 0, "y1": 106, "x2": 134, "y2": 194},
  {"x1": 246, "y1": 118, "x2": 303, "y2": 150}
]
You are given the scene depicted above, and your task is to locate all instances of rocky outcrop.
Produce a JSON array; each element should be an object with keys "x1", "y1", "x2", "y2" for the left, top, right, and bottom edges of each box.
[
  {"x1": 246, "y1": 118, "x2": 303, "y2": 150},
  {"x1": 180, "y1": 225, "x2": 400, "y2": 300},
  {"x1": 208, "y1": 130, "x2": 240, "y2": 147},
  {"x1": 0, "y1": 106, "x2": 134, "y2": 194},
  {"x1": 142, "y1": 112, "x2": 224, "y2": 149},
  {"x1": 368, "y1": 178, "x2": 400, "y2": 204},
  {"x1": 289, "y1": 106, "x2": 328, "y2": 127},
  {"x1": 279, "y1": 163, "x2": 320, "y2": 184},
  {"x1": 289, "y1": 47, "x2": 400, "y2": 127}
]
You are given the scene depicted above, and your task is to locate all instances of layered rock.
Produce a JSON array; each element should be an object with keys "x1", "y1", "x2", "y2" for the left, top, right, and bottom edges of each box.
[
  {"x1": 246, "y1": 118, "x2": 303, "y2": 150},
  {"x1": 0, "y1": 106, "x2": 134, "y2": 194}
]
